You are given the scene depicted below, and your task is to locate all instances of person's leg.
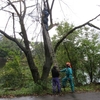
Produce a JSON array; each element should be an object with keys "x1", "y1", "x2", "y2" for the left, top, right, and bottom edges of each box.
[
  {"x1": 56, "y1": 78, "x2": 61, "y2": 93},
  {"x1": 45, "y1": 24, "x2": 48, "y2": 31},
  {"x1": 62, "y1": 76, "x2": 67, "y2": 88},
  {"x1": 52, "y1": 78, "x2": 56, "y2": 93},
  {"x1": 69, "y1": 77, "x2": 74, "y2": 92},
  {"x1": 43, "y1": 17, "x2": 48, "y2": 31}
]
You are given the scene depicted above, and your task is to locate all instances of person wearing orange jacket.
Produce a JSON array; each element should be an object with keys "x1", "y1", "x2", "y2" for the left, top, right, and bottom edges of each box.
[{"x1": 60, "y1": 62, "x2": 74, "y2": 92}]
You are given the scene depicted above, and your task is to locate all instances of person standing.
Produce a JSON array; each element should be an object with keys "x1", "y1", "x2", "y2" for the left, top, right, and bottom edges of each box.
[
  {"x1": 51, "y1": 66, "x2": 61, "y2": 93},
  {"x1": 60, "y1": 62, "x2": 74, "y2": 92}
]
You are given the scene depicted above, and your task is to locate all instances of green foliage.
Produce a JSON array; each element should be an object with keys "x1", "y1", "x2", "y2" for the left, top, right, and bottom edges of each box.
[
  {"x1": 0, "y1": 54, "x2": 23, "y2": 88},
  {"x1": 52, "y1": 22, "x2": 100, "y2": 85},
  {"x1": 0, "y1": 36, "x2": 22, "y2": 58},
  {"x1": 76, "y1": 71, "x2": 87, "y2": 85},
  {"x1": 0, "y1": 21, "x2": 100, "y2": 96},
  {"x1": 0, "y1": 35, "x2": 28, "y2": 88}
]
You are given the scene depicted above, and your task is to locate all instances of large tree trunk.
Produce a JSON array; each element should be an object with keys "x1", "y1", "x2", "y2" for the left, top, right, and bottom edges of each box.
[
  {"x1": 20, "y1": 19, "x2": 40, "y2": 83},
  {"x1": 25, "y1": 50, "x2": 40, "y2": 83},
  {"x1": 41, "y1": 25, "x2": 53, "y2": 80},
  {"x1": 41, "y1": 25, "x2": 57, "y2": 80},
  {"x1": 88, "y1": 60, "x2": 93, "y2": 83}
]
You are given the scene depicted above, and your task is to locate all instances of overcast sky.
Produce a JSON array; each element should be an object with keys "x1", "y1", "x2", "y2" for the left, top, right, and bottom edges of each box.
[
  {"x1": 52, "y1": 0, "x2": 100, "y2": 25},
  {"x1": 49, "y1": 0, "x2": 100, "y2": 36},
  {"x1": 0, "y1": 0, "x2": 100, "y2": 40}
]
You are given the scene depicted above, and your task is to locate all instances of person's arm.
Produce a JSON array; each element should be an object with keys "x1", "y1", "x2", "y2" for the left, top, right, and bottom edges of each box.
[{"x1": 60, "y1": 68, "x2": 66, "y2": 72}]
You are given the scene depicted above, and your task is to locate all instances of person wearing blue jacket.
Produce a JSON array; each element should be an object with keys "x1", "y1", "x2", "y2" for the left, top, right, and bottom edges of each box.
[
  {"x1": 60, "y1": 62, "x2": 74, "y2": 92},
  {"x1": 42, "y1": 7, "x2": 49, "y2": 31}
]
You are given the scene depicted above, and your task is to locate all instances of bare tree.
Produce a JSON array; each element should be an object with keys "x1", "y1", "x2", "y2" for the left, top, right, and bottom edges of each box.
[{"x1": 0, "y1": 0, "x2": 58, "y2": 83}]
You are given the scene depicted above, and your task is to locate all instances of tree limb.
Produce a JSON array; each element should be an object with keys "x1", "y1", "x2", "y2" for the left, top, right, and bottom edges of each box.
[
  {"x1": 12, "y1": 13, "x2": 16, "y2": 38},
  {"x1": 49, "y1": 0, "x2": 55, "y2": 25},
  {"x1": 46, "y1": 0, "x2": 55, "y2": 25},
  {"x1": 8, "y1": 0, "x2": 20, "y2": 17},
  {"x1": 4, "y1": 16, "x2": 11, "y2": 32},
  {"x1": 22, "y1": 0, "x2": 26, "y2": 18},
  {"x1": 0, "y1": 30, "x2": 26, "y2": 53},
  {"x1": 54, "y1": 14, "x2": 100, "y2": 52},
  {"x1": 48, "y1": 23, "x2": 59, "y2": 30},
  {"x1": 50, "y1": 0, "x2": 55, "y2": 11},
  {"x1": 88, "y1": 23, "x2": 100, "y2": 30}
]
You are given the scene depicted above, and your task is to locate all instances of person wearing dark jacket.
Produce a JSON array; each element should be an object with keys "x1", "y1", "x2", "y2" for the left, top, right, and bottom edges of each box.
[
  {"x1": 51, "y1": 66, "x2": 61, "y2": 93},
  {"x1": 42, "y1": 7, "x2": 49, "y2": 31}
]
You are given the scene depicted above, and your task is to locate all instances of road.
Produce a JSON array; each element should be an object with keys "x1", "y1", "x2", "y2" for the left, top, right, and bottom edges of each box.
[{"x1": 0, "y1": 92, "x2": 100, "y2": 100}]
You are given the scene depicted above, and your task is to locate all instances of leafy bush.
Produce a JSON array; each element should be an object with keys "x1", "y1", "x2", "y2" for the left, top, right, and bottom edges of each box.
[{"x1": 0, "y1": 53, "x2": 24, "y2": 88}]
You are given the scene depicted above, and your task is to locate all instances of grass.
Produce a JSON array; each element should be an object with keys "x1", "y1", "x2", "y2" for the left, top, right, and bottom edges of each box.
[
  {"x1": 0, "y1": 83, "x2": 100, "y2": 98},
  {"x1": 0, "y1": 65, "x2": 100, "y2": 98}
]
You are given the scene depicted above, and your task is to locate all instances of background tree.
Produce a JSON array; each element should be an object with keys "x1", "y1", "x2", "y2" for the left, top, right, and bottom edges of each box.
[
  {"x1": 78, "y1": 27, "x2": 100, "y2": 83},
  {"x1": 0, "y1": 35, "x2": 22, "y2": 67},
  {"x1": 52, "y1": 22, "x2": 84, "y2": 84},
  {"x1": 52, "y1": 22, "x2": 100, "y2": 85}
]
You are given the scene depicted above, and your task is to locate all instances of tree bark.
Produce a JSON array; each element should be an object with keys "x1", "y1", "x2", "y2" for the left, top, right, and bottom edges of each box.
[
  {"x1": 25, "y1": 49, "x2": 40, "y2": 83},
  {"x1": 41, "y1": 25, "x2": 53, "y2": 80},
  {"x1": 19, "y1": 17, "x2": 40, "y2": 83}
]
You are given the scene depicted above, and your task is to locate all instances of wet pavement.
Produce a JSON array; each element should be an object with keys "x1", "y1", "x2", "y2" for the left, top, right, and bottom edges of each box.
[{"x1": 0, "y1": 92, "x2": 100, "y2": 100}]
